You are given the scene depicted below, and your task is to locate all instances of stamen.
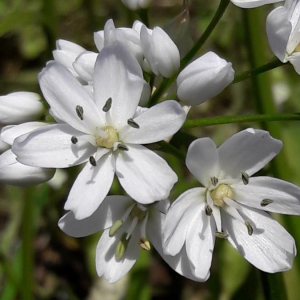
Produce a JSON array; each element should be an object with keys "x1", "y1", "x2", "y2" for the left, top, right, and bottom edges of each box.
[
  {"x1": 260, "y1": 199, "x2": 273, "y2": 207},
  {"x1": 245, "y1": 221, "x2": 253, "y2": 236},
  {"x1": 215, "y1": 231, "x2": 228, "y2": 239},
  {"x1": 127, "y1": 118, "x2": 140, "y2": 129},
  {"x1": 115, "y1": 233, "x2": 129, "y2": 259},
  {"x1": 102, "y1": 97, "x2": 112, "y2": 112},
  {"x1": 89, "y1": 156, "x2": 97, "y2": 166},
  {"x1": 71, "y1": 136, "x2": 78, "y2": 144},
  {"x1": 211, "y1": 177, "x2": 218, "y2": 186},
  {"x1": 76, "y1": 105, "x2": 84, "y2": 120},
  {"x1": 109, "y1": 220, "x2": 123, "y2": 237},
  {"x1": 126, "y1": 217, "x2": 139, "y2": 240},
  {"x1": 241, "y1": 171, "x2": 249, "y2": 185},
  {"x1": 140, "y1": 238, "x2": 151, "y2": 251},
  {"x1": 205, "y1": 205, "x2": 212, "y2": 216},
  {"x1": 117, "y1": 143, "x2": 129, "y2": 151}
]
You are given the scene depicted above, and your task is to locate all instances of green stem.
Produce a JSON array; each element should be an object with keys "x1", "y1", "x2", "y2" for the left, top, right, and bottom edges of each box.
[
  {"x1": 158, "y1": 141, "x2": 185, "y2": 161},
  {"x1": 21, "y1": 189, "x2": 35, "y2": 300},
  {"x1": 180, "y1": 0, "x2": 231, "y2": 68},
  {"x1": 148, "y1": 0, "x2": 230, "y2": 107},
  {"x1": 260, "y1": 271, "x2": 287, "y2": 300},
  {"x1": 233, "y1": 59, "x2": 285, "y2": 84},
  {"x1": 183, "y1": 114, "x2": 300, "y2": 128}
]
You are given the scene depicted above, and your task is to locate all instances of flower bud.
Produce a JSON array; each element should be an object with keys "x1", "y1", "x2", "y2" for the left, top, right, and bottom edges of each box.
[
  {"x1": 140, "y1": 25, "x2": 180, "y2": 78},
  {"x1": 121, "y1": 0, "x2": 152, "y2": 10},
  {"x1": 177, "y1": 52, "x2": 235, "y2": 106},
  {"x1": 0, "y1": 92, "x2": 44, "y2": 125}
]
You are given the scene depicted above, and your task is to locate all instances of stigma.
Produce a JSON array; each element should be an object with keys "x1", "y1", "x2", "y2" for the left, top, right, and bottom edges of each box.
[{"x1": 95, "y1": 126, "x2": 118, "y2": 149}]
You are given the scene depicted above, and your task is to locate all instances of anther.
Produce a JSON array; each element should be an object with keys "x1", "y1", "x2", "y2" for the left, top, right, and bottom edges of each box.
[
  {"x1": 260, "y1": 199, "x2": 273, "y2": 207},
  {"x1": 102, "y1": 97, "x2": 112, "y2": 112},
  {"x1": 205, "y1": 205, "x2": 213, "y2": 216},
  {"x1": 211, "y1": 177, "x2": 218, "y2": 186},
  {"x1": 215, "y1": 231, "x2": 228, "y2": 239},
  {"x1": 117, "y1": 143, "x2": 129, "y2": 151},
  {"x1": 245, "y1": 221, "x2": 253, "y2": 236},
  {"x1": 89, "y1": 156, "x2": 97, "y2": 166},
  {"x1": 127, "y1": 118, "x2": 140, "y2": 129},
  {"x1": 115, "y1": 233, "x2": 129, "y2": 259},
  {"x1": 76, "y1": 105, "x2": 84, "y2": 120},
  {"x1": 71, "y1": 136, "x2": 78, "y2": 144},
  {"x1": 140, "y1": 238, "x2": 151, "y2": 251},
  {"x1": 109, "y1": 220, "x2": 123, "y2": 237},
  {"x1": 241, "y1": 171, "x2": 249, "y2": 185}
]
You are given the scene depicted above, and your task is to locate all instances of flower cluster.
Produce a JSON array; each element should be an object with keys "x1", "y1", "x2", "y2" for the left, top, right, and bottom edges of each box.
[{"x1": 1, "y1": 0, "x2": 300, "y2": 285}]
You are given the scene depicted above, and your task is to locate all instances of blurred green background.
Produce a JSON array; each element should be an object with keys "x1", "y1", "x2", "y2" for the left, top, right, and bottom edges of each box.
[{"x1": 1, "y1": 0, "x2": 300, "y2": 299}]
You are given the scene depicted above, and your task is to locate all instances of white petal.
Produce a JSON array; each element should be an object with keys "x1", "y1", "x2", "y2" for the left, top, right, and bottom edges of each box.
[
  {"x1": 94, "y1": 31, "x2": 104, "y2": 52},
  {"x1": 223, "y1": 206, "x2": 296, "y2": 273},
  {"x1": 0, "y1": 92, "x2": 43, "y2": 125},
  {"x1": 64, "y1": 152, "x2": 115, "y2": 220},
  {"x1": 186, "y1": 138, "x2": 219, "y2": 187},
  {"x1": 115, "y1": 144, "x2": 177, "y2": 204},
  {"x1": 59, "y1": 195, "x2": 133, "y2": 237},
  {"x1": 266, "y1": 6, "x2": 291, "y2": 62},
  {"x1": 73, "y1": 51, "x2": 98, "y2": 83},
  {"x1": 12, "y1": 124, "x2": 96, "y2": 168},
  {"x1": 231, "y1": 0, "x2": 282, "y2": 9},
  {"x1": 185, "y1": 203, "x2": 215, "y2": 279},
  {"x1": 93, "y1": 42, "x2": 144, "y2": 129},
  {"x1": 0, "y1": 149, "x2": 55, "y2": 186},
  {"x1": 1, "y1": 122, "x2": 48, "y2": 146},
  {"x1": 39, "y1": 61, "x2": 104, "y2": 133},
  {"x1": 147, "y1": 211, "x2": 206, "y2": 282},
  {"x1": 288, "y1": 53, "x2": 300, "y2": 74},
  {"x1": 119, "y1": 100, "x2": 186, "y2": 144},
  {"x1": 218, "y1": 128, "x2": 282, "y2": 179},
  {"x1": 232, "y1": 176, "x2": 300, "y2": 215}
]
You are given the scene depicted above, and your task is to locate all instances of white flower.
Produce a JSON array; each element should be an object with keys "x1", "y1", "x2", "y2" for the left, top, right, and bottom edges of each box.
[
  {"x1": 121, "y1": 0, "x2": 152, "y2": 10},
  {"x1": 164, "y1": 129, "x2": 299, "y2": 280},
  {"x1": 266, "y1": 0, "x2": 300, "y2": 74},
  {"x1": 176, "y1": 52, "x2": 235, "y2": 106},
  {"x1": 59, "y1": 195, "x2": 200, "y2": 283},
  {"x1": 231, "y1": 0, "x2": 282, "y2": 8},
  {"x1": 0, "y1": 92, "x2": 44, "y2": 125},
  {"x1": 12, "y1": 42, "x2": 185, "y2": 220},
  {"x1": 0, "y1": 122, "x2": 55, "y2": 186}
]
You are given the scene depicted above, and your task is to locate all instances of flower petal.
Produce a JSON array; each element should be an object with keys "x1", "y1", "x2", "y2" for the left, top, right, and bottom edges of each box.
[
  {"x1": 231, "y1": 0, "x2": 282, "y2": 9},
  {"x1": 232, "y1": 176, "x2": 300, "y2": 215},
  {"x1": 73, "y1": 51, "x2": 98, "y2": 83},
  {"x1": 147, "y1": 211, "x2": 206, "y2": 282},
  {"x1": 186, "y1": 138, "x2": 219, "y2": 186},
  {"x1": 64, "y1": 152, "x2": 115, "y2": 220},
  {"x1": 223, "y1": 206, "x2": 296, "y2": 273},
  {"x1": 12, "y1": 124, "x2": 96, "y2": 168},
  {"x1": 59, "y1": 195, "x2": 133, "y2": 237},
  {"x1": 0, "y1": 149, "x2": 55, "y2": 186},
  {"x1": 115, "y1": 144, "x2": 177, "y2": 204},
  {"x1": 93, "y1": 42, "x2": 144, "y2": 129},
  {"x1": 218, "y1": 128, "x2": 282, "y2": 179},
  {"x1": 119, "y1": 100, "x2": 186, "y2": 144},
  {"x1": 185, "y1": 203, "x2": 215, "y2": 279},
  {"x1": 39, "y1": 61, "x2": 104, "y2": 133},
  {"x1": 163, "y1": 187, "x2": 205, "y2": 255}
]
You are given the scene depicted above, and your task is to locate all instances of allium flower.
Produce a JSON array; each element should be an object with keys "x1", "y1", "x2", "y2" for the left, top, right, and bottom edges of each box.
[
  {"x1": 231, "y1": 0, "x2": 282, "y2": 8},
  {"x1": 12, "y1": 42, "x2": 185, "y2": 219},
  {"x1": 0, "y1": 92, "x2": 44, "y2": 125},
  {"x1": 177, "y1": 52, "x2": 234, "y2": 106},
  {"x1": 121, "y1": 0, "x2": 152, "y2": 10},
  {"x1": 164, "y1": 129, "x2": 299, "y2": 280},
  {"x1": 0, "y1": 122, "x2": 55, "y2": 186},
  {"x1": 59, "y1": 196, "x2": 199, "y2": 283},
  {"x1": 266, "y1": 0, "x2": 300, "y2": 74}
]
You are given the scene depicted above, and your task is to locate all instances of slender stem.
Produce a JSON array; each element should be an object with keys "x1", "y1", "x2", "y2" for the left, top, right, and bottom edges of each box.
[
  {"x1": 21, "y1": 189, "x2": 35, "y2": 300},
  {"x1": 148, "y1": 0, "x2": 230, "y2": 107},
  {"x1": 233, "y1": 59, "x2": 285, "y2": 84},
  {"x1": 180, "y1": 0, "x2": 231, "y2": 68},
  {"x1": 183, "y1": 113, "x2": 300, "y2": 128}
]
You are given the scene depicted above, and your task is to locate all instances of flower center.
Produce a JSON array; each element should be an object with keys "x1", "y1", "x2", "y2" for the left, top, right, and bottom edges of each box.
[
  {"x1": 95, "y1": 126, "x2": 118, "y2": 149},
  {"x1": 130, "y1": 206, "x2": 147, "y2": 221},
  {"x1": 210, "y1": 184, "x2": 234, "y2": 207}
]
